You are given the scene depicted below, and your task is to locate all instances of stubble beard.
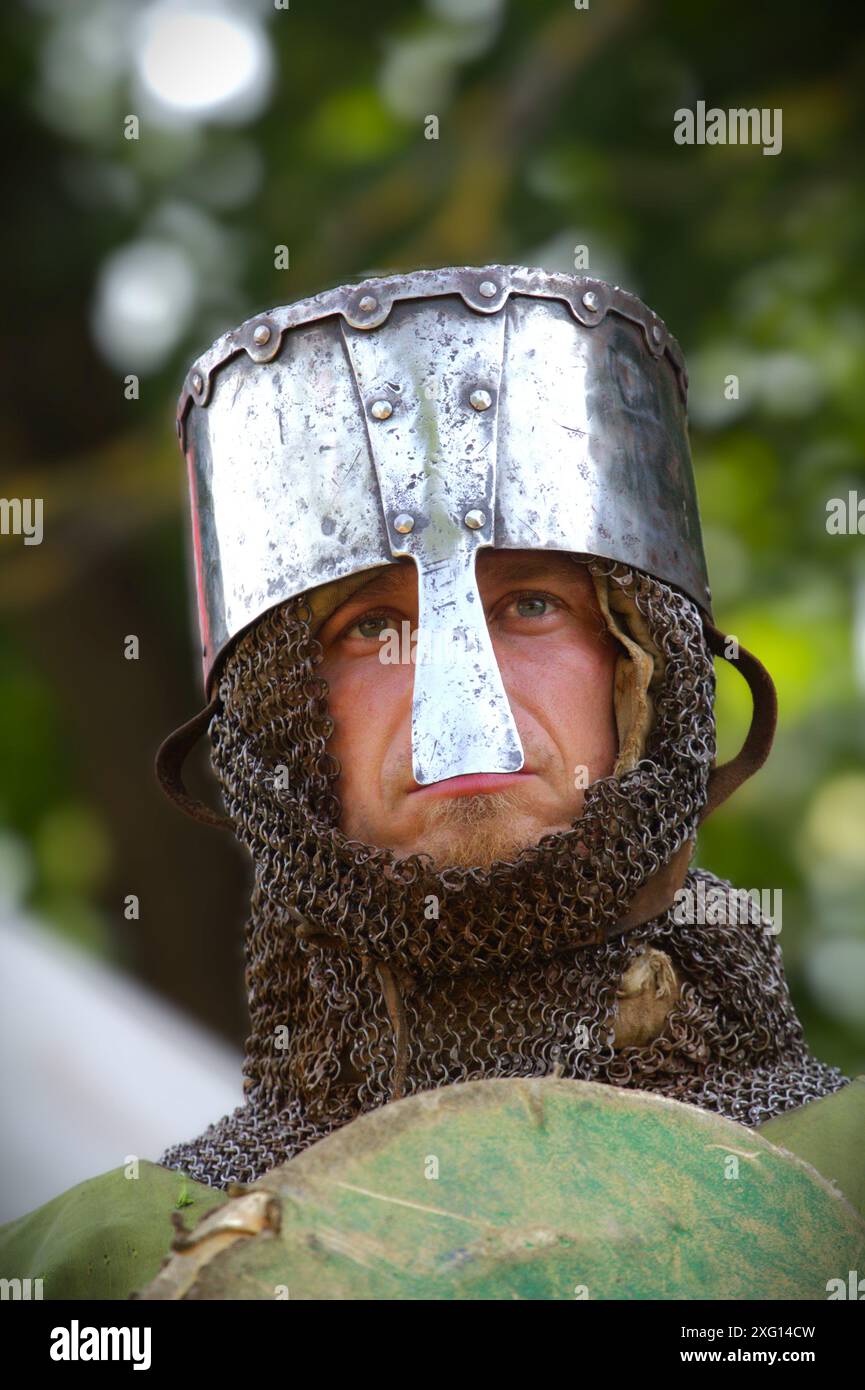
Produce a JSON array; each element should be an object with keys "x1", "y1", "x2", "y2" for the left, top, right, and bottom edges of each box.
[{"x1": 409, "y1": 788, "x2": 545, "y2": 870}]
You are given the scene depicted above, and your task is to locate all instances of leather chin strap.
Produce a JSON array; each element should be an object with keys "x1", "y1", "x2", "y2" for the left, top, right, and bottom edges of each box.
[{"x1": 155, "y1": 621, "x2": 778, "y2": 935}]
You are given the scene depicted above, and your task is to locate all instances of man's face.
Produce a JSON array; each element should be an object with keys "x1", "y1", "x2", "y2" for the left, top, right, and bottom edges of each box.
[{"x1": 315, "y1": 550, "x2": 619, "y2": 869}]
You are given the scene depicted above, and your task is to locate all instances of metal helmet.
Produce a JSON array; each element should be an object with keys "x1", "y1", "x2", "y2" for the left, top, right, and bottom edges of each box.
[{"x1": 176, "y1": 264, "x2": 711, "y2": 788}]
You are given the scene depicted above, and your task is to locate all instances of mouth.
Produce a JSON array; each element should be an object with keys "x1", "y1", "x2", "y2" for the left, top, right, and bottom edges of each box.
[{"x1": 408, "y1": 771, "x2": 535, "y2": 799}]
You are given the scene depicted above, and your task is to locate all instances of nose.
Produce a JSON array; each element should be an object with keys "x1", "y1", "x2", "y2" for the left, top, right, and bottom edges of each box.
[{"x1": 408, "y1": 545, "x2": 525, "y2": 786}]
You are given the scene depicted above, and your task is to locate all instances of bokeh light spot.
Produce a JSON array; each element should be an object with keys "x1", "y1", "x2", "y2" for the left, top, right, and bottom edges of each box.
[{"x1": 137, "y1": 4, "x2": 271, "y2": 120}]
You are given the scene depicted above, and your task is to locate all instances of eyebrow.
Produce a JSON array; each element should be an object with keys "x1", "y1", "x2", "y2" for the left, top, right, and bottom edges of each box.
[
  {"x1": 344, "y1": 562, "x2": 414, "y2": 605},
  {"x1": 357, "y1": 552, "x2": 582, "y2": 588},
  {"x1": 326, "y1": 551, "x2": 589, "y2": 627},
  {"x1": 317, "y1": 563, "x2": 413, "y2": 637},
  {"x1": 480, "y1": 552, "x2": 586, "y2": 583}
]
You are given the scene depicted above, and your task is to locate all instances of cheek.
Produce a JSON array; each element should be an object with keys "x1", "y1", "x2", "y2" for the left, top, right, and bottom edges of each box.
[
  {"x1": 556, "y1": 648, "x2": 616, "y2": 734},
  {"x1": 576, "y1": 641, "x2": 618, "y2": 710},
  {"x1": 319, "y1": 659, "x2": 411, "y2": 789},
  {"x1": 549, "y1": 650, "x2": 618, "y2": 775},
  {"x1": 322, "y1": 664, "x2": 371, "y2": 761},
  {"x1": 501, "y1": 635, "x2": 618, "y2": 749},
  {"x1": 506, "y1": 631, "x2": 615, "y2": 695}
]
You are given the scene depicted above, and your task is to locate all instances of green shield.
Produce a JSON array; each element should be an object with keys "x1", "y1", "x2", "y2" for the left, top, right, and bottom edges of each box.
[{"x1": 139, "y1": 1078, "x2": 865, "y2": 1301}]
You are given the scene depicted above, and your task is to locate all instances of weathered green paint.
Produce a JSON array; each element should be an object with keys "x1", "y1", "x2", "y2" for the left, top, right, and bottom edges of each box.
[
  {"x1": 5, "y1": 1077, "x2": 861, "y2": 1301},
  {"x1": 758, "y1": 1076, "x2": 865, "y2": 1218},
  {"x1": 0, "y1": 1161, "x2": 227, "y2": 1300},
  {"x1": 162, "y1": 1079, "x2": 865, "y2": 1301}
]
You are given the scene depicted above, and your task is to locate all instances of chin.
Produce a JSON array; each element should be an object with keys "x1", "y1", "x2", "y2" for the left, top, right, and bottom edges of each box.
[
  {"x1": 413, "y1": 795, "x2": 541, "y2": 870},
  {"x1": 384, "y1": 786, "x2": 581, "y2": 871}
]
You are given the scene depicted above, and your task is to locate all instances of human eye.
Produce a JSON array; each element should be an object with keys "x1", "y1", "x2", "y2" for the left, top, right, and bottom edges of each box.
[
  {"x1": 498, "y1": 590, "x2": 563, "y2": 621},
  {"x1": 342, "y1": 607, "x2": 402, "y2": 641}
]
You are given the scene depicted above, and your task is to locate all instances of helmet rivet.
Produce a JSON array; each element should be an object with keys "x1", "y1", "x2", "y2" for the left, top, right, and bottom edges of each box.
[
  {"x1": 191, "y1": 372, "x2": 203, "y2": 391},
  {"x1": 469, "y1": 388, "x2": 492, "y2": 411},
  {"x1": 652, "y1": 323, "x2": 664, "y2": 344},
  {"x1": 478, "y1": 280, "x2": 498, "y2": 298},
  {"x1": 582, "y1": 290, "x2": 600, "y2": 312},
  {"x1": 252, "y1": 324, "x2": 271, "y2": 345},
  {"x1": 371, "y1": 399, "x2": 393, "y2": 420},
  {"x1": 464, "y1": 508, "x2": 487, "y2": 530},
  {"x1": 358, "y1": 295, "x2": 377, "y2": 312},
  {"x1": 393, "y1": 513, "x2": 415, "y2": 534}
]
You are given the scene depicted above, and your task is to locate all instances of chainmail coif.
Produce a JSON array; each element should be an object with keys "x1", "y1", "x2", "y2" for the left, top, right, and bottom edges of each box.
[{"x1": 159, "y1": 562, "x2": 847, "y2": 1189}]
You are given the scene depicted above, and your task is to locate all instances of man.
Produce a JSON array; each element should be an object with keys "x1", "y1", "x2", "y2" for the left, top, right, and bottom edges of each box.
[
  {"x1": 1, "y1": 265, "x2": 858, "y2": 1299},
  {"x1": 153, "y1": 264, "x2": 849, "y2": 1186}
]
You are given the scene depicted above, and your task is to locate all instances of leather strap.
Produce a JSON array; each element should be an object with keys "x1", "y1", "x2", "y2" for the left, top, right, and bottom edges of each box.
[
  {"x1": 615, "y1": 837, "x2": 696, "y2": 932},
  {"x1": 154, "y1": 696, "x2": 233, "y2": 832},
  {"x1": 699, "y1": 622, "x2": 778, "y2": 822}
]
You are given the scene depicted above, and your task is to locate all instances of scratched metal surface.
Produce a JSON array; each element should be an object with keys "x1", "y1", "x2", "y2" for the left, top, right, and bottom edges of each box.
[{"x1": 179, "y1": 266, "x2": 710, "y2": 783}]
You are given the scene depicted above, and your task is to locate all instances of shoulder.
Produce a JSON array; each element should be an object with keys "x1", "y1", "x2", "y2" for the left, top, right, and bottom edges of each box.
[
  {"x1": 677, "y1": 869, "x2": 777, "y2": 928},
  {"x1": 758, "y1": 1076, "x2": 865, "y2": 1218},
  {"x1": 0, "y1": 1160, "x2": 228, "y2": 1300},
  {"x1": 673, "y1": 868, "x2": 786, "y2": 968}
]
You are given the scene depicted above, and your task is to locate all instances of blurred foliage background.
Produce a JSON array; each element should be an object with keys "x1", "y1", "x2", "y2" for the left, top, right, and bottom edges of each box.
[{"x1": 1, "y1": 0, "x2": 863, "y2": 1071}]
